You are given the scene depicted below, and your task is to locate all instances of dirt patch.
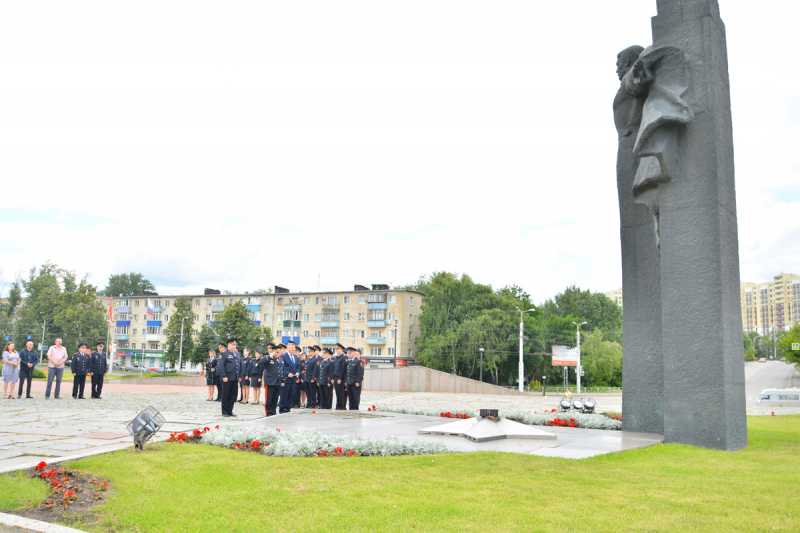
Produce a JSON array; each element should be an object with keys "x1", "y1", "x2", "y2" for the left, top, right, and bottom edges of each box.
[{"x1": 7, "y1": 462, "x2": 112, "y2": 527}]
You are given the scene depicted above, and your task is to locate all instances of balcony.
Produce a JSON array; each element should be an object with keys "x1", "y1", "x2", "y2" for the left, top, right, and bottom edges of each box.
[
  {"x1": 321, "y1": 321, "x2": 340, "y2": 328},
  {"x1": 282, "y1": 320, "x2": 301, "y2": 329},
  {"x1": 146, "y1": 321, "x2": 162, "y2": 327},
  {"x1": 284, "y1": 304, "x2": 302, "y2": 311},
  {"x1": 152, "y1": 306, "x2": 163, "y2": 313},
  {"x1": 116, "y1": 320, "x2": 131, "y2": 327},
  {"x1": 321, "y1": 337, "x2": 339, "y2": 345},
  {"x1": 115, "y1": 334, "x2": 129, "y2": 341},
  {"x1": 367, "y1": 303, "x2": 387, "y2": 310},
  {"x1": 146, "y1": 334, "x2": 160, "y2": 342},
  {"x1": 366, "y1": 338, "x2": 386, "y2": 345},
  {"x1": 368, "y1": 320, "x2": 386, "y2": 328},
  {"x1": 117, "y1": 306, "x2": 132, "y2": 313},
  {"x1": 246, "y1": 304, "x2": 261, "y2": 311},
  {"x1": 211, "y1": 304, "x2": 225, "y2": 312},
  {"x1": 322, "y1": 303, "x2": 340, "y2": 311}
]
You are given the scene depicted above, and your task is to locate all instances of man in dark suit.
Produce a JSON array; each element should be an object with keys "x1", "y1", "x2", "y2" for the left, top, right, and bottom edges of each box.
[
  {"x1": 219, "y1": 337, "x2": 240, "y2": 417},
  {"x1": 332, "y1": 343, "x2": 348, "y2": 410},
  {"x1": 263, "y1": 343, "x2": 283, "y2": 416},
  {"x1": 89, "y1": 341, "x2": 108, "y2": 399},
  {"x1": 279, "y1": 342, "x2": 298, "y2": 413},
  {"x1": 345, "y1": 347, "x2": 365, "y2": 410},
  {"x1": 17, "y1": 340, "x2": 39, "y2": 398}
]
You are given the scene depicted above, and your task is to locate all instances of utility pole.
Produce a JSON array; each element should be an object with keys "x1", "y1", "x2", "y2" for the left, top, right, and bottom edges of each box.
[
  {"x1": 573, "y1": 321, "x2": 587, "y2": 394},
  {"x1": 178, "y1": 316, "x2": 188, "y2": 374},
  {"x1": 393, "y1": 319, "x2": 398, "y2": 367},
  {"x1": 516, "y1": 307, "x2": 535, "y2": 392},
  {"x1": 479, "y1": 348, "x2": 484, "y2": 382}
]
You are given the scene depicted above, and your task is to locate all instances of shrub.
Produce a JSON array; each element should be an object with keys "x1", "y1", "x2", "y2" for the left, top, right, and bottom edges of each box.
[{"x1": 33, "y1": 368, "x2": 46, "y2": 379}]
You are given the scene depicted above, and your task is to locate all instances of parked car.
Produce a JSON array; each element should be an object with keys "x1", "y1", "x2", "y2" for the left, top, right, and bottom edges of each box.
[{"x1": 758, "y1": 358, "x2": 766, "y2": 363}]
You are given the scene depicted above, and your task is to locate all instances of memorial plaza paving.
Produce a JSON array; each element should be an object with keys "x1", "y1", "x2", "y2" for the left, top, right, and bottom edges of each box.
[{"x1": 0, "y1": 380, "x2": 793, "y2": 473}]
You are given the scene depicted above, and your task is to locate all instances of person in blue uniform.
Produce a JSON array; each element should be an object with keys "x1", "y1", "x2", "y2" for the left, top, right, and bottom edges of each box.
[
  {"x1": 70, "y1": 343, "x2": 89, "y2": 399},
  {"x1": 214, "y1": 342, "x2": 226, "y2": 401},
  {"x1": 303, "y1": 346, "x2": 320, "y2": 409},
  {"x1": 318, "y1": 348, "x2": 334, "y2": 409},
  {"x1": 17, "y1": 340, "x2": 39, "y2": 399},
  {"x1": 89, "y1": 341, "x2": 108, "y2": 399},
  {"x1": 345, "y1": 347, "x2": 365, "y2": 410},
  {"x1": 332, "y1": 343, "x2": 348, "y2": 410},
  {"x1": 263, "y1": 343, "x2": 283, "y2": 416},
  {"x1": 279, "y1": 342, "x2": 298, "y2": 413},
  {"x1": 249, "y1": 348, "x2": 265, "y2": 405},
  {"x1": 239, "y1": 347, "x2": 252, "y2": 404},
  {"x1": 205, "y1": 349, "x2": 217, "y2": 401},
  {"x1": 219, "y1": 337, "x2": 240, "y2": 417}
]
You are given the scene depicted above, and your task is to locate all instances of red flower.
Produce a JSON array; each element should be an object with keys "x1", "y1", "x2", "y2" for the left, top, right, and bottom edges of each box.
[
  {"x1": 367, "y1": 408, "x2": 371, "y2": 411},
  {"x1": 322, "y1": 451, "x2": 328, "y2": 456},
  {"x1": 236, "y1": 443, "x2": 241, "y2": 447},
  {"x1": 192, "y1": 429, "x2": 201, "y2": 436},
  {"x1": 64, "y1": 477, "x2": 70, "y2": 482},
  {"x1": 312, "y1": 411, "x2": 316, "y2": 414},
  {"x1": 203, "y1": 427, "x2": 210, "y2": 432},
  {"x1": 772, "y1": 412, "x2": 775, "y2": 416},
  {"x1": 372, "y1": 405, "x2": 376, "y2": 410},
  {"x1": 215, "y1": 425, "x2": 220, "y2": 429},
  {"x1": 103, "y1": 482, "x2": 108, "y2": 487},
  {"x1": 35, "y1": 461, "x2": 47, "y2": 471},
  {"x1": 276, "y1": 429, "x2": 280, "y2": 432}
]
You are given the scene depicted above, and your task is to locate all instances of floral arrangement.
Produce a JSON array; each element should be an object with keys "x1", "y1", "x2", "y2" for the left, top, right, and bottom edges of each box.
[
  {"x1": 199, "y1": 425, "x2": 449, "y2": 457},
  {"x1": 381, "y1": 407, "x2": 622, "y2": 431},
  {"x1": 32, "y1": 461, "x2": 109, "y2": 509},
  {"x1": 547, "y1": 418, "x2": 579, "y2": 428},
  {"x1": 167, "y1": 426, "x2": 215, "y2": 443},
  {"x1": 440, "y1": 411, "x2": 471, "y2": 419}
]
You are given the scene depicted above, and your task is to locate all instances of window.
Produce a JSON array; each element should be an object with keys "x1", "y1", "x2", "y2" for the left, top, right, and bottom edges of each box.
[
  {"x1": 388, "y1": 330, "x2": 395, "y2": 339},
  {"x1": 389, "y1": 295, "x2": 396, "y2": 304},
  {"x1": 388, "y1": 348, "x2": 395, "y2": 356},
  {"x1": 205, "y1": 315, "x2": 211, "y2": 323},
  {"x1": 277, "y1": 298, "x2": 284, "y2": 305},
  {"x1": 147, "y1": 326, "x2": 160, "y2": 335},
  {"x1": 131, "y1": 343, "x2": 136, "y2": 349},
  {"x1": 389, "y1": 312, "x2": 396, "y2": 320},
  {"x1": 119, "y1": 299, "x2": 129, "y2": 306},
  {"x1": 316, "y1": 297, "x2": 323, "y2": 305},
  {"x1": 216, "y1": 299, "x2": 223, "y2": 306},
  {"x1": 150, "y1": 343, "x2": 159, "y2": 350},
  {"x1": 314, "y1": 331, "x2": 321, "y2": 338},
  {"x1": 119, "y1": 342, "x2": 128, "y2": 349},
  {"x1": 133, "y1": 329, "x2": 138, "y2": 336},
  {"x1": 358, "y1": 331, "x2": 365, "y2": 339},
  {"x1": 367, "y1": 293, "x2": 386, "y2": 303},
  {"x1": 195, "y1": 300, "x2": 200, "y2": 307},
  {"x1": 135, "y1": 300, "x2": 140, "y2": 306},
  {"x1": 302, "y1": 331, "x2": 309, "y2": 338},
  {"x1": 409, "y1": 331, "x2": 412, "y2": 340},
  {"x1": 409, "y1": 314, "x2": 413, "y2": 326},
  {"x1": 370, "y1": 331, "x2": 382, "y2": 338},
  {"x1": 408, "y1": 349, "x2": 412, "y2": 357},
  {"x1": 368, "y1": 310, "x2": 385, "y2": 320},
  {"x1": 322, "y1": 312, "x2": 338, "y2": 321},
  {"x1": 277, "y1": 314, "x2": 283, "y2": 322},
  {"x1": 117, "y1": 313, "x2": 129, "y2": 320},
  {"x1": 315, "y1": 314, "x2": 322, "y2": 321},
  {"x1": 153, "y1": 300, "x2": 161, "y2": 306},
  {"x1": 206, "y1": 299, "x2": 212, "y2": 305},
  {"x1": 342, "y1": 330, "x2": 349, "y2": 338},
  {"x1": 194, "y1": 314, "x2": 199, "y2": 321},
  {"x1": 303, "y1": 314, "x2": 310, "y2": 322},
  {"x1": 152, "y1": 312, "x2": 161, "y2": 320},
  {"x1": 343, "y1": 313, "x2": 350, "y2": 321},
  {"x1": 328, "y1": 296, "x2": 338, "y2": 305},
  {"x1": 276, "y1": 330, "x2": 283, "y2": 337},
  {"x1": 370, "y1": 348, "x2": 382, "y2": 356},
  {"x1": 164, "y1": 314, "x2": 169, "y2": 322},
  {"x1": 229, "y1": 298, "x2": 235, "y2": 304},
  {"x1": 359, "y1": 296, "x2": 366, "y2": 304},
  {"x1": 133, "y1": 315, "x2": 138, "y2": 321},
  {"x1": 263, "y1": 313, "x2": 270, "y2": 322},
  {"x1": 116, "y1": 326, "x2": 129, "y2": 335},
  {"x1": 304, "y1": 297, "x2": 310, "y2": 305},
  {"x1": 410, "y1": 296, "x2": 414, "y2": 306},
  {"x1": 165, "y1": 300, "x2": 170, "y2": 307},
  {"x1": 344, "y1": 296, "x2": 350, "y2": 304},
  {"x1": 358, "y1": 313, "x2": 365, "y2": 321},
  {"x1": 264, "y1": 298, "x2": 270, "y2": 305},
  {"x1": 322, "y1": 329, "x2": 338, "y2": 338}
]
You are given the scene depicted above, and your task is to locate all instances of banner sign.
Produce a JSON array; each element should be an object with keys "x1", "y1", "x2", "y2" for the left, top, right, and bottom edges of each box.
[{"x1": 551, "y1": 345, "x2": 579, "y2": 366}]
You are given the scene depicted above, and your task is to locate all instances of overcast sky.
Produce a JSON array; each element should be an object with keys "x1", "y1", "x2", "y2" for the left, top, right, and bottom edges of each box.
[{"x1": 1, "y1": 1, "x2": 798, "y2": 303}]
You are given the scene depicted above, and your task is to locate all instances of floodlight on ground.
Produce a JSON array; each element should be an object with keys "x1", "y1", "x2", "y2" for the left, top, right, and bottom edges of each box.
[
  {"x1": 559, "y1": 399, "x2": 572, "y2": 412},
  {"x1": 573, "y1": 399, "x2": 584, "y2": 412},
  {"x1": 127, "y1": 406, "x2": 165, "y2": 451},
  {"x1": 584, "y1": 398, "x2": 596, "y2": 414}
]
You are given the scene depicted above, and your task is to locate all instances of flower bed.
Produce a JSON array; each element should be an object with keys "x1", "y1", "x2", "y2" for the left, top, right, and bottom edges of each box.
[
  {"x1": 198, "y1": 425, "x2": 449, "y2": 457},
  {"x1": 381, "y1": 407, "x2": 622, "y2": 431}
]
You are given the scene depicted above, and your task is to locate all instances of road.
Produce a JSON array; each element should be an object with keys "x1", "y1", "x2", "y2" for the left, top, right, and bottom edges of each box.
[{"x1": 744, "y1": 360, "x2": 799, "y2": 405}]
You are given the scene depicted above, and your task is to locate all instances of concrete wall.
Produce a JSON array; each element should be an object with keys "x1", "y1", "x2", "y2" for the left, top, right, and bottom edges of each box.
[{"x1": 364, "y1": 366, "x2": 531, "y2": 396}]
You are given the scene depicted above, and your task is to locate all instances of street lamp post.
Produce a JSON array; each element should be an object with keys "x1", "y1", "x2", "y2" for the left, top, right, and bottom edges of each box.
[
  {"x1": 177, "y1": 316, "x2": 191, "y2": 374},
  {"x1": 516, "y1": 307, "x2": 536, "y2": 392},
  {"x1": 573, "y1": 321, "x2": 587, "y2": 394},
  {"x1": 393, "y1": 319, "x2": 398, "y2": 367},
  {"x1": 479, "y1": 348, "x2": 484, "y2": 382}
]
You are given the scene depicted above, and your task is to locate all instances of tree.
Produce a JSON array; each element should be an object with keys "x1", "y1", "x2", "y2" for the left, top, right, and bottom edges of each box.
[
  {"x1": 580, "y1": 329, "x2": 623, "y2": 386},
  {"x1": 99, "y1": 273, "x2": 155, "y2": 297},
  {"x1": 213, "y1": 301, "x2": 273, "y2": 353},
  {"x1": 541, "y1": 285, "x2": 623, "y2": 342},
  {"x1": 777, "y1": 324, "x2": 800, "y2": 364},
  {"x1": 192, "y1": 324, "x2": 220, "y2": 365},
  {"x1": 163, "y1": 296, "x2": 195, "y2": 368}
]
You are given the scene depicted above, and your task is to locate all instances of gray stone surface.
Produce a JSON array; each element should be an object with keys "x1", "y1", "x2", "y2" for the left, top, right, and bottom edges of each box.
[
  {"x1": 616, "y1": 0, "x2": 746, "y2": 450},
  {"x1": 418, "y1": 417, "x2": 556, "y2": 442}
]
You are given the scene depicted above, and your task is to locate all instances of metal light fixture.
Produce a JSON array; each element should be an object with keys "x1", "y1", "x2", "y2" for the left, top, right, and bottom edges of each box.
[{"x1": 127, "y1": 406, "x2": 165, "y2": 451}]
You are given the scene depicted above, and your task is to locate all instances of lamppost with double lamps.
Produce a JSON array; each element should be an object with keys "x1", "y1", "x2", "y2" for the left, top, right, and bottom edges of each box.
[
  {"x1": 516, "y1": 307, "x2": 536, "y2": 392},
  {"x1": 573, "y1": 321, "x2": 587, "y2": 393}
]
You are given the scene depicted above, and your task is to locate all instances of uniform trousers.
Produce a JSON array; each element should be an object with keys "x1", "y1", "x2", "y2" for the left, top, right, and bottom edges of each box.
[
  {"x1": 305, "y1": 381, "x2": 317, "y2": 407},
  {"x1": 18, "y1": 366, "x2": 35, "y2": 397},
  {"x1": 334, "y1": 382, "x2": 347, "y2": 410},
  {"x1": 264, "y1": 384, "x2": 281, "y2": 417},
  {"x1": 215, "y1": 377, "x2": 222, "y2": 400},
  {"x1": 293, "y1": 381, "x2": 301, "y2": 408},
  {"x1": 319, "y1": 384, "x2": 332, "y2": 409},
  {"x1": 91, "y1": 374, "x2": 104, "y2": 398},
  {"x1": 347, "y1": 382, "x2": 362, "y2": 410},
  {"x1": 72, "y1": 376, "x2": 86, "y2": 398},
  {"x1": 221, "y1": 379, "x2": 238, "y2": 415},
  {"x1": 279, "y1": 381, "x2": 295, "y2": 413}
]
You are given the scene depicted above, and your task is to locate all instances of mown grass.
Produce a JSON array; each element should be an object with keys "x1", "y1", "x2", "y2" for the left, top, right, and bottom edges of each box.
[
  {"x1": 0, "y1": 471, "x2": 50, "y2": 511},
  {"x1": 3, "y1": 416, "x2": 798, "y2": 532}
]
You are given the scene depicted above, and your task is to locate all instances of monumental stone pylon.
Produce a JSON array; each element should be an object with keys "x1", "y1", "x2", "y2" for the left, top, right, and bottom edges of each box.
[{"x1": 616, "y1": 0, "x2": 747, "y2": 450}]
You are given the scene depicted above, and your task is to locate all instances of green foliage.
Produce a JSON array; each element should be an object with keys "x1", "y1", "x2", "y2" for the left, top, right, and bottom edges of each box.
[
  {"x1": 33, "y1": 368, "x2": 46, "y2": 378},
  {"x1": 163, "y1": 296, "x2": 195, "y2": 367},
  {"x1": 192, "y1": 324, "x2": 220, "y2": 364},
  {"x1": 541, "y1": 284, "x2": 623, "y2": 342},
  {"x1": 580, "y1": 329, "x2": 623, "y2": 386},
  {"x1": 99, "y1": 272, "x2": 155, "y2": 297},
  {"x1": 777, "y1": 324, "x2": 800, "y2": 363},
  {"x1": 212, "y1": 301, "x2": 273, "y2": 353},
  {"x1": 0, "y1": 471, "x2": 51, "y2": 511},
  {"x1": 8, "y1": 262, "x2": 108, "y2": 354}
]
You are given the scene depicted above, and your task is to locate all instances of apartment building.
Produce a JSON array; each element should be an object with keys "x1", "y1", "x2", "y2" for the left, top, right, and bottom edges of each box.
[
  {"x1": 603, "y1": 288, "x2": 623, "y2": 309},
  {"x1": 741, "y1": 273, "x2": 800, "y2": 334},
  {"x1": 111, "y1": 284, "x2": 424, "y2": 369}
]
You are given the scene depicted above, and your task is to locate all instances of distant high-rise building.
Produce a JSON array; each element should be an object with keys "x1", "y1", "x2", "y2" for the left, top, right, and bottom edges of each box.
[
  {"x1": 741, "y1": 273, "x2": 800, "y2": 334},
  {"x1": 603, "y1": 288, "x2": 623, "y2": 310}
]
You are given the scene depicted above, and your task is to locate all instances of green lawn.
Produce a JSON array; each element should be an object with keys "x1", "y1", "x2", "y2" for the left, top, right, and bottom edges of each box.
[
  {"x1": 3, "y1": 416, "x2": 798, "y2": 532},
  {"x1": 0, "y1": 471, "x2": 50, "y2": 511}
]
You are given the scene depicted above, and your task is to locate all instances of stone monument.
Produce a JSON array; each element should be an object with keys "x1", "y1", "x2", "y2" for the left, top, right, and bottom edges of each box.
[{"x1": 615, "y1": 0, "x2": 747, "y2": 450}]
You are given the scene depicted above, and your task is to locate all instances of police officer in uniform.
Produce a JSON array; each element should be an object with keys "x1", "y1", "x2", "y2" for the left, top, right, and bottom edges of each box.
[
  {"x1": 318, "y1": 348, "x2": 334, "y2": 409},
  {"x1": 89, "y1": 341, "x2": 108, "y2": 399},
  {"x1": 70, "y1": 343, "x2": 89, "y2": 399},
  {"x1": 263, "y1": 343, "x2": 284, "y2": 416},
  {"x1": 214, "y1": 342, "x2": 226, "y2": 401},
  {"x1": 345, "y1": 347, "x2": 365, "y2": 410},
  {"x1": 205, "y1": 349, "x2": 217, "y2": 401},
  {"x1": 239, "y1": 347, "x2": 252, "y2": 404},
  {"x1": 219, "y1": 337, "x2": 240, "y2": 417},
  {"x1": 303, "y1": 346, "x2": 320, "y2": 408},
  {"x1": 332, "y1": 343, "x2": 348, "y2": 410},
  {"x1": 249, "y1": 349, "x2": 265, "y2": 405}
]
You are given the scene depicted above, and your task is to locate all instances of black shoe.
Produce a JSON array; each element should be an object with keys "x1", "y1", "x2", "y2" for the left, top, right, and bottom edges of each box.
[
  {"x1": 96, "y1": 397, "x2": 102, "y2": 399},
  {"x1": 73, "y1": 396, "x2": 77, "y2": 399},
  {"x1": 222, "y1": 414, "x2": 231, "y2": 417},
  {"x1": 26, "y1": 395, "x2": 33, "y2": 399},
  {"x1": 229, "y1": 414, "x2": 238, "y2": 417}
]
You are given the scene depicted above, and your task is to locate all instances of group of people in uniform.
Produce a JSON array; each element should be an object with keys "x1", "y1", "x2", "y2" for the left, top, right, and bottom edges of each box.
[
  {"x1": 68, "y1": 341, "x2": 109, "y2": 399},
  {"x1": 204, "y1": 338, "x2": 365, "y2": 418}
]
